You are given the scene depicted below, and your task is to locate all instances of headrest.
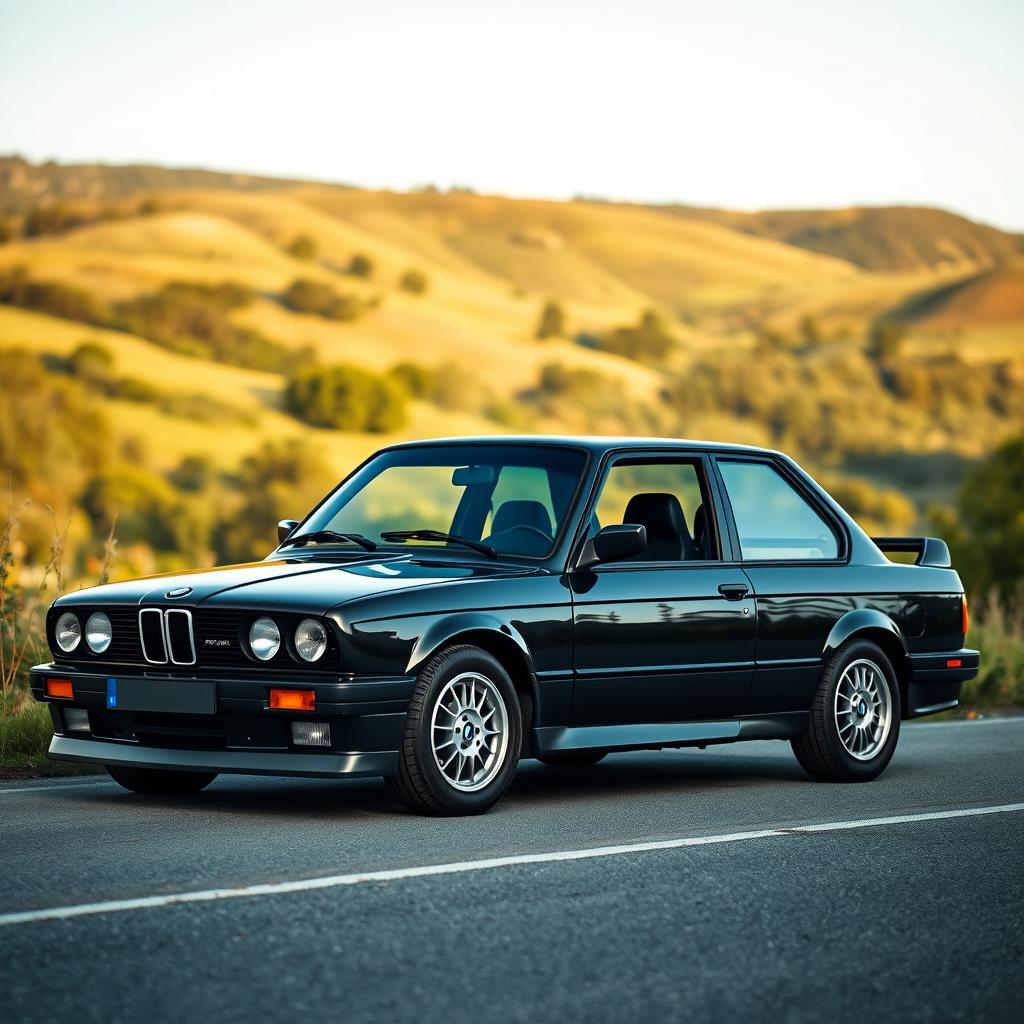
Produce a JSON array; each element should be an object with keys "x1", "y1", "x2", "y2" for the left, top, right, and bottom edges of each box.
[
  {"x1": 623, "y1": 493, "x2": 688, "y2": 539},
  {"x1": 492, "y1": 500, "x2": 552, "y2": 536}
]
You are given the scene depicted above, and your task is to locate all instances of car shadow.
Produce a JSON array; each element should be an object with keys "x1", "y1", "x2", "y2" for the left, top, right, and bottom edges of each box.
[{"x1": 67, "y1": 748, "x2": 811, "y2": 821}]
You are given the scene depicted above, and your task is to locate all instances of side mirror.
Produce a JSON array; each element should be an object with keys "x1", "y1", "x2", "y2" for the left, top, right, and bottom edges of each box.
[
  {"x1": 278, "y1": 519, "x2": 300, "y2": 544},
  {"x1": 576, "y1": 524, "x2": 647, "y2": 570}
]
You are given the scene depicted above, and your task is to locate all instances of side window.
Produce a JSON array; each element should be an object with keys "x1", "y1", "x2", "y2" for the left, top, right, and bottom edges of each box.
[
  {"x1": 592, "y1": 459, "x2": 717, "y2": 562},
  {"x1": 718, "y1": 460, "x2": 839, "y2": 561}
]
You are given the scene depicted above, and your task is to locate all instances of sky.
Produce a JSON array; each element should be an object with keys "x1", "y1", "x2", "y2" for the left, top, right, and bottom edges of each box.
[{"x1": 1, "y1": 0, "x2": 1021, "y2": 229}]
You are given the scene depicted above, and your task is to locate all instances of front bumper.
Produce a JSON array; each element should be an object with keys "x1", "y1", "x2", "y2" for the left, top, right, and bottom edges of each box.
[
  {"x1": 906, "y1": 648, "x2": 980, "y2": 717},
  {"x1": 30, "y1": 663, "x2": 414, "y2": 779}
]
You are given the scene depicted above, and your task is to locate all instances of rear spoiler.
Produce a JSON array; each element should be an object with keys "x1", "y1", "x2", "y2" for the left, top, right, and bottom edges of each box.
[{"x1": 872, "y1": 536, "x2": 951, "y2": 568}]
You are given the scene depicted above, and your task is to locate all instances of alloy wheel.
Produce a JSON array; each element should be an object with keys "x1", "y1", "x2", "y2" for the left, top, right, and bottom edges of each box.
[
  {"x1": 833, "y1": 658, "x2": 893, "y2": 760},
  {"x1": 430, "y1": 671, "x2": 509, "y2": 792}
]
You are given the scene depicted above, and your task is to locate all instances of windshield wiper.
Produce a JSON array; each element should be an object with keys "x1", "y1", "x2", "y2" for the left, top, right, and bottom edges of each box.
[
  {"x1": 380, "y1": 529, "x2": 497, "y2": 559},
  {"x1": 280, "y1": 529, "x2": 377, "y2": 551}
]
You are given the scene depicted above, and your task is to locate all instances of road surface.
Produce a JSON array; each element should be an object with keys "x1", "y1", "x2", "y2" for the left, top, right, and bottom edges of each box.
[{"x1": 2, "y1": 717, "x2": 1022, "y2": 1023}]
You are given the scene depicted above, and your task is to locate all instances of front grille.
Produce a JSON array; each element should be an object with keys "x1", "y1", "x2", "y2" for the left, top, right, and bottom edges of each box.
[
  {"x1": 139, "y1": 608, "x2": 167, "y2": 663},
  {"x1": 48, "y1": 606, "x2": 338, "y2": 672},
  {"x1": 164, "y1": 609, "x2": 196, "y2": 665}
]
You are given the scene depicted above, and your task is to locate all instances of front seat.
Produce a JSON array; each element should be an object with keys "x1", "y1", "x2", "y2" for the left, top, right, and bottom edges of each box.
[
  {"x1": 622, "y1": 492, "x2": 696, "y2": 561},
  {"x1": 487, "y1": 500, "x2": 553, "y2": 554}
]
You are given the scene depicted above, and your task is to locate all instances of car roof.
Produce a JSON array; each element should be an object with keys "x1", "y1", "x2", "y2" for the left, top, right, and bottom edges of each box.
[{"x1": 383, "y1": 435, "x2": 782, "y2": 457}]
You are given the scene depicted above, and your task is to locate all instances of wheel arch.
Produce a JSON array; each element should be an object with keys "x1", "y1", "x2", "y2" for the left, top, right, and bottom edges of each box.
[
  {"x1": 823, "y1": 609, "x2": 910, "y2": 716},
  {"x1": 406, "y1": 614, "x2": 538, "y2": 746}
]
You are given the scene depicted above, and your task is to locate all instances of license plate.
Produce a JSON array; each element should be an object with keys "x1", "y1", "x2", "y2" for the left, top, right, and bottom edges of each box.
[{"x1": 106, "y1": 677, "x2": 216, "y2": 715}]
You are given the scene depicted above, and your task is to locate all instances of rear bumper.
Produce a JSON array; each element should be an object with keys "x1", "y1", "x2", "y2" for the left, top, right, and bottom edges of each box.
[
  {"x1": 30, "y1": 662, "x2": 413, "y2": 779},
  {"x1": 906, "y1": 648, "x2": 980, "y2": 717}
]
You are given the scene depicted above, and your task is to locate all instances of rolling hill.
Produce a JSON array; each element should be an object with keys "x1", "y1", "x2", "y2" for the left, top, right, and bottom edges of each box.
[{"x1": 2, "y1": 156, "x2": 1023, "y2": 561}]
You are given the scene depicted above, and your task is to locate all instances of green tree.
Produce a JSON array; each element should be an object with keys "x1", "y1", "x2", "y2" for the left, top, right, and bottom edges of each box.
[
  {"x1": 286, "y1": 233, "x2": 317, "y2": 260},
  {"x1": 347, "y1": 253, "x2": 375, "y2": 278},
  {"x1": 282, "y1": 278, "x2": 336, "y2": 315},
  {"x1": 68, "y1": 341, "x2": 115, "y2": 390},
  {"x1": 285, "y1": 363, "x2": 407, "y2": 432},
  {"x1": 399, "y1": 268, "x2": 429, "y2": 295},
  {"x1": 536, "y1": 300, "x2": 566, "y2": 339},
  {"x1": 798, "y1": 314, "x2": 823, "y2": 346},
  {"x1": 867, "y1": 322, "x2": 906, "y2": 363},
  {"x1": 946, "y1": 435, "x2": 1024, "y2": 600},
  {"x1": 389, "y1": 362, "x2": 435, "y2": 398}
]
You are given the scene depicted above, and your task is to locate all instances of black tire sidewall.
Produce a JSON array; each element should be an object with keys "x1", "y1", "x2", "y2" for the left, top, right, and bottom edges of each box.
[
  {"x1": 820, "y1": 640, "x2": 902, "y2": 780},
  {"x1": 407, "y1": 647, "x2": 522, "y2": 814}
]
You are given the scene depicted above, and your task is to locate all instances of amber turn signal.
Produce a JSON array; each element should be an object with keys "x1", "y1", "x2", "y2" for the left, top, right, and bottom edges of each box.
[
  {"x1": 961, "y1": 595, "x2": 969, "y2": 637},
  {"x1": 46, "y1": 677, "x2": 74, "y2": 699},
  {"x1": 269, "y1": 688, "x2": 316, "y2": 711}
]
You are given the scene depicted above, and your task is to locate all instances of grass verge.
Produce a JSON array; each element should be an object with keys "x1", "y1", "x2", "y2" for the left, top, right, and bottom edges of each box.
[{"x1": 0, "y1": 699, "x2": 103, "y2": 781}]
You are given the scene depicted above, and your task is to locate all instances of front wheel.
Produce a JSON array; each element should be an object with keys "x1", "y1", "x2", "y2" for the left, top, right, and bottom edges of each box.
[
  {"x1": 106, "y1": 765, "x2": 218, "y2": 795},
  {"x1": 388, "y1": 645, "x2": 522, "y2": 815},
  {"x1": 792, "y1": 639, "x2": 901, "y2": 782}
]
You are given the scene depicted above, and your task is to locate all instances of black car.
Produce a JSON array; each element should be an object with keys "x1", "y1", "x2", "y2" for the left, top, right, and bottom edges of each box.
[{"x1": 31, "y1": 436, "x2": 978, "y2": 815}]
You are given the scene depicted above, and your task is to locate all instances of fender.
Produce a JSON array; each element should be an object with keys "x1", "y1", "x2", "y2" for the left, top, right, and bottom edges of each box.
[
  {"x1": 823, "y1": 608, "x2": 909, "y2": 665},
  {"x1": 406, "y1": 612, "x2": 538, "y2": 698}
]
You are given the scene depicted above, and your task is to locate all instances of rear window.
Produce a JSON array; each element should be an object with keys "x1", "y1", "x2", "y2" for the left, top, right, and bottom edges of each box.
[{"x1": 719, "y1": 460, "x2": 839, "y2": 561}]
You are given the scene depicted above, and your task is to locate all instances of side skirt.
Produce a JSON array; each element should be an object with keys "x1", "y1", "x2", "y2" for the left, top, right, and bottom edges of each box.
[{"x1": 532, "y1": 712, "x2": 809, "y2": 756}]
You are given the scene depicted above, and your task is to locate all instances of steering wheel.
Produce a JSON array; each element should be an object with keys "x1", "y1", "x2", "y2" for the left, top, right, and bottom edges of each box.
[{"x1": 495, "y1": 523, "x2": 552, "y2": 543}]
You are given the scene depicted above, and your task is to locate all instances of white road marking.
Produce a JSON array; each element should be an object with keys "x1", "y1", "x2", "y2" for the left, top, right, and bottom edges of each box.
[
  {"x1": 2, "y1": 801, "x2": 1022, "y2": 928},
  {"x1": 0, "y1": 780, "x2": 113, "y2": 795}
]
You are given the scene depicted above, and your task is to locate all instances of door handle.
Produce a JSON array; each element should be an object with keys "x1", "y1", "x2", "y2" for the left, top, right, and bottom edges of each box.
[{"x1": 718, "y1": 583, "x2": 750, "y2": 600}]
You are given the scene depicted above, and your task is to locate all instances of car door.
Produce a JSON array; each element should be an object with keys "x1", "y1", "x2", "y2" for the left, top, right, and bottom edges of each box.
[
  {"x1": 568, "y1": 451, "x2": 756, "y2": 726},
  {"x1": 711, "y1": 455, "x2": 850, "y2": 716}
]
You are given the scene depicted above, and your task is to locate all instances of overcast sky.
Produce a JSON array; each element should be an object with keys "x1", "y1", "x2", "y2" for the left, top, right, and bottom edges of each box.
[{"x1": 1, "y1": 0, "x2": 1021, "y2": 229}]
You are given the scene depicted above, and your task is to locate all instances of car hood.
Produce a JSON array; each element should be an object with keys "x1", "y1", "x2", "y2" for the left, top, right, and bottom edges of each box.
[{"x1": 54, "y1": 555, "x2": 536, "y2": 615}]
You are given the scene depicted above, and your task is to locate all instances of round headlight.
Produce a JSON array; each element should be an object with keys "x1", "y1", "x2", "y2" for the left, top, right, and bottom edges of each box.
[
  {"x1": 249, "y1": 617, "x2": 281, "y2": 661},
  {"x1": 55, "y1": 612, "x2": 81, "y2": 653},
  {"x1": 295, "y1": 618, "x2": 328, "y2": 662},
  {"x1": 85, "y1": 612, "x2": 112, "y2": 654}
]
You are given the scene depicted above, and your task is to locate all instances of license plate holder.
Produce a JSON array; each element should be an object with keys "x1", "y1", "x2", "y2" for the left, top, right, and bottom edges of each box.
[{"x1": 107, "y1": 677, "x2": 216, "y2": 715}]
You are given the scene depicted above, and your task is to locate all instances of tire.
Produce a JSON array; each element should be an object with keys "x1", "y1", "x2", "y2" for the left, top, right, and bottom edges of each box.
[
  {"x1": 791, "y1": 639, "x2": 901, "y2": 783},
  {"x1": 536, "y1": 750, "x2": 607, "y2": 767},
  {"x1": 106, "y1": 765, "x2": 218, "y2": 795},
  {"x1": 388, "y1": 645, "x2": 522, "y2": 815}
]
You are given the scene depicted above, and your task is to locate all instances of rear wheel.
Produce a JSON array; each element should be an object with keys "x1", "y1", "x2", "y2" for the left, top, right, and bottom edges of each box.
[
  {"x1": 388, "y1": 645, "x2": 522, "y2": 815},
  {"x1": 106, "y1": 765, "x2": 218, "y2": 795},
  {"x1": 792, "y1": 639, "x2": 901, "y2": 782},
  {"x1": 536, "y1": 750, "x2": 607, "y2": 767}
]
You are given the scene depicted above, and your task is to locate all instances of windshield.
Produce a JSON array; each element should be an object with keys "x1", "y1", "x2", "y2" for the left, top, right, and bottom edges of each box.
[{"x1": 292, "y1": 444, "x2": 588, "y2": 558}]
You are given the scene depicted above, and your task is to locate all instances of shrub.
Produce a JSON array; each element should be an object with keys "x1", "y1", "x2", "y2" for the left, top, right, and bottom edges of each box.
[
  {"x1": 399, "y1": 268, "x2": 429, "y2": 295},
  {"x1": 390, "y1": 362, "x2": 435, "y2": 398},
  {"x1": 0, "y1": 265, "x2": 108, "y2": 325},
  {"x1": 286, "y1": 233, "x2": 317, "y2": 260},
  {"x1": 113, "y1": 282, "x2": 288, "y2": 372},
  {"x1": 285, "y1": 363, "x2": 408, "y2": 432},
  {"x1": 600, "y1": 309, "x2": 675, "y2": 362},
  {"x1": 347, "y1": 253, "x2": 375, "y2": 278},
  {"x1": 68, "y1": 341, "x2": 115, "y2": 389},
  {"x1": 22, "y1": 202, "x2": 88, "y2": 238},
  {"x1": 867, "y1": 322, "x2": 905, "y2": 363},
  {"x1": 282, "y1": 278, "x2": 366, "y2": 321},
  {"x1": 536, "y1": 300, "x2": 566, "y2": 339}
]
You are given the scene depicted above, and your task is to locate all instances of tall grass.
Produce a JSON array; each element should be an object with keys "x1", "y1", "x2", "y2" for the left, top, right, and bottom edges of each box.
[{"x1": 961, "y1": 593, "x2": 1024, "y2": 710}]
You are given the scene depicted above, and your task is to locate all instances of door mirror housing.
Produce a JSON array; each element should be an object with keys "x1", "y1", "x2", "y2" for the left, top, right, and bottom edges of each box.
[
  {"x1": 577, "y1": 524, "x2": 647, "y2": 570},
  {"x1": 278, "y1": 519, "x2": 300, "y2": 544}
]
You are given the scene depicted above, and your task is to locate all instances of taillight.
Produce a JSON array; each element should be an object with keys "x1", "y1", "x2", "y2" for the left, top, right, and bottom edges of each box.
[{"x1": 961, "y1": 595, "x2": 969, "y2": 637}]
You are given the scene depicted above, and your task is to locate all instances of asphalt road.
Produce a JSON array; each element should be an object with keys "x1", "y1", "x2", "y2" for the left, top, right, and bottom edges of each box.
[{"x1": 2, "y1": 717, "x2": 1022, "y2": 1024}]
